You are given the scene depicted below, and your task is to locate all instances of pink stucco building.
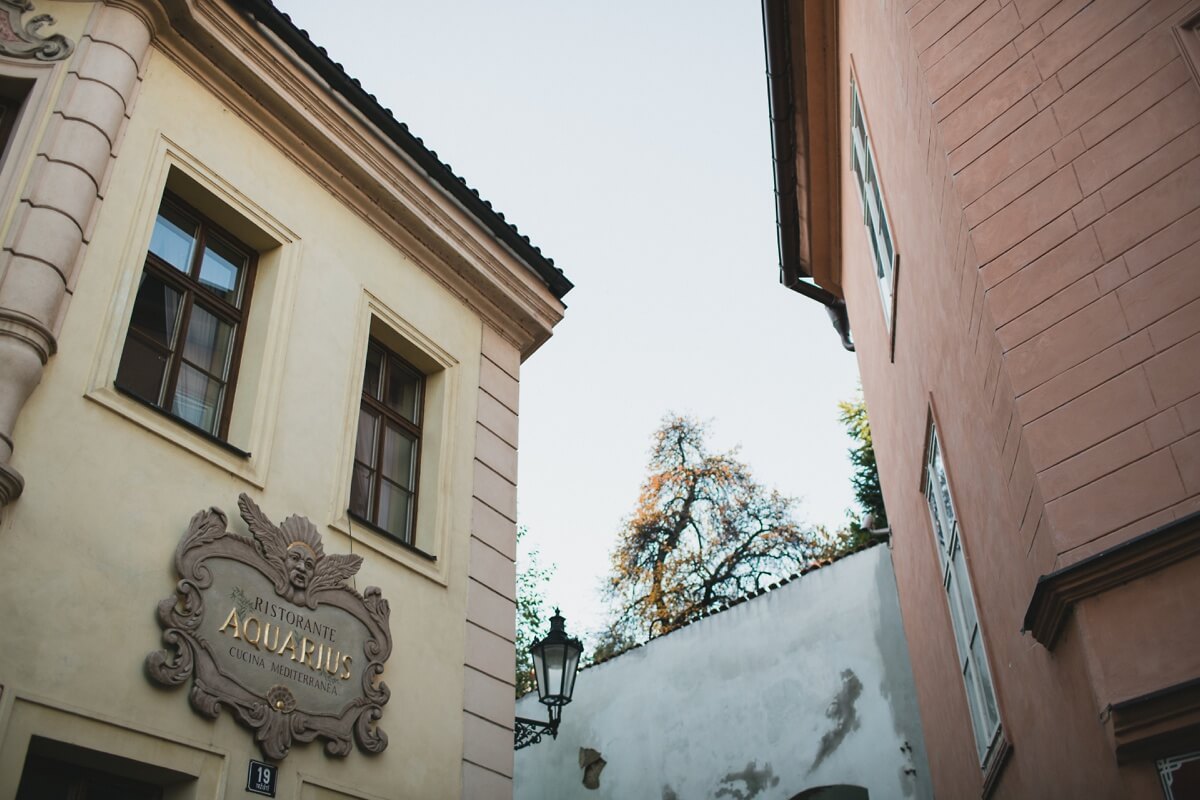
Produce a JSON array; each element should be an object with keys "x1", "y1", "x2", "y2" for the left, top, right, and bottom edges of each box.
[{"x1": 765, "y1": 1, "x2": 1200, "y2": 797}]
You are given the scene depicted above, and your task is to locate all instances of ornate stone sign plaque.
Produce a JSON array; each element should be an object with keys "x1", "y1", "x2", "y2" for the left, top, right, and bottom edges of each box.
[{"x1": 147, "y1": 494, "x2": 392, "y2": 759}]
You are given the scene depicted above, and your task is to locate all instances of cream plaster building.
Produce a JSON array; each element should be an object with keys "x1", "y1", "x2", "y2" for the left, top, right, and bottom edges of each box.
[{"x1": 0, "y1": 1, "x2": 569, "y2": 797}]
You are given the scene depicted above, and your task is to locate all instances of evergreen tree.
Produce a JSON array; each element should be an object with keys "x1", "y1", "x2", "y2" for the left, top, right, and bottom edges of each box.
[{"x1": 838, "y1": 392, "x2": 887, "y2": 537}]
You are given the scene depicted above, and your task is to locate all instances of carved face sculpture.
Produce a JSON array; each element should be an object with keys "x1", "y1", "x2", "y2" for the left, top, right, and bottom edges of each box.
[{"x1": 286, "y1": 543, "x2": 317, "y2": 590}]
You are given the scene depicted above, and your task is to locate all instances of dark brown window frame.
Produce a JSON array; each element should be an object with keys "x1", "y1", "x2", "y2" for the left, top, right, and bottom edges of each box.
[
  {"x1": 349, "y1": 338, "x2": 424, "y2": 546},
  {"x1": 115, "y1": 191, "x2": 258, "y2": 441}
]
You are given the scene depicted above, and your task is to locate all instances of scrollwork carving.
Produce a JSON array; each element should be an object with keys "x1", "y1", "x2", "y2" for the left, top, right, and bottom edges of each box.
[{"x1": 0, "y1": 0, "x2": 73, "y2": 61}]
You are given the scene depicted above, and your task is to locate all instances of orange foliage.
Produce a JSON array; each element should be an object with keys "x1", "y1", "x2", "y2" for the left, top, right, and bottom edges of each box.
[{"x1": 604, "y1": 415, "x2": 817, "y2": 641}]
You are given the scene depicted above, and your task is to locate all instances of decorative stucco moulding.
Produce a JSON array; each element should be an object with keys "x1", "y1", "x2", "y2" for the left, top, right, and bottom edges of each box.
[
  {"x1": 147, "y1": 494, "x2": 393, "y2": 760},
  {"x1": 0, "y1": 0, "x2": 73, "y2": 60}
]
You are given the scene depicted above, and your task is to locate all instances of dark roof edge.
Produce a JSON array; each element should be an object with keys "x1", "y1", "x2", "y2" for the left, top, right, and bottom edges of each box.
[
  {"x1": 762, "y1": 0, "x2": 806, "y2": 291},
  {"x1": 230, "y1": 0, "x2": 573, "y2": 301}
]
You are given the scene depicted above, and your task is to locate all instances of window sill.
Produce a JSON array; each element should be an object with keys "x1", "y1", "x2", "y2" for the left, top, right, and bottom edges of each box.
[
  {"x1": 113, "y1": 384, "x2": 251, "y2": 458},
  {"x1": 328, "y1": 511, "x2": 446, "y2": 587},
  {"x1": 347, "y1": 511, "x2": 436, "y2": 562},
  {"x1": 981, "y1": 730, "x2": 1012, "y2": 799},
  {"x1": 84, "y1": 385, "x2": 265, "y2": 488}
]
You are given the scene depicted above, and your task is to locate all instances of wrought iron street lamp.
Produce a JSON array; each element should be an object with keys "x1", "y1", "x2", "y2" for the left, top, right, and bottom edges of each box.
[{"x1": 514, "y1": 609, "x2": 583, "y2": 750}]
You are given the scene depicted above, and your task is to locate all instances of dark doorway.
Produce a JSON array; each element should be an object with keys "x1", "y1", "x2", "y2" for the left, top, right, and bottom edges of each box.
[
  {"x1": 13, "y1": 738, "x2": 194, "y2": 800},
  {"x1": 16, "y1": 753, "x2": 163, "y2": 800}
]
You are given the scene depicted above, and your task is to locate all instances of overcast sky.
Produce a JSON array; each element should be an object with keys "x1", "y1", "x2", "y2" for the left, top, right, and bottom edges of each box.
[{"x1": 279, "y1": 0, "x2": 862, "y2": 641}]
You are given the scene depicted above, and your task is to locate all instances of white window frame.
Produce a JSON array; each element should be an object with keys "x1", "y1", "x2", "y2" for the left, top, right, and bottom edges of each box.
[
  {"x1": 849, "y1": 79, "x2": 898, "y2": 329},
  {"x1": 924, "y1": 422, "x2": 1003, "y2": 766}
]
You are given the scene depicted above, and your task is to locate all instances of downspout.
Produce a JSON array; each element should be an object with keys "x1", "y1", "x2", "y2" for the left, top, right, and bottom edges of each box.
[{"x1": 784, "y1": 278, "x2": 854, "y2": 352}]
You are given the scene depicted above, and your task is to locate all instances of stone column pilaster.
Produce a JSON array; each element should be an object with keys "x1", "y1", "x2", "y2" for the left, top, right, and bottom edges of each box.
[{"x1": 0, "y1": 2, "x2": 151, "y2": 506}]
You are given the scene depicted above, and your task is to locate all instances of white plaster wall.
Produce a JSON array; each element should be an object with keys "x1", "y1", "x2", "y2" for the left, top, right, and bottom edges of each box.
[{"x1": 515, "y1": 544, "x2": 932, "y2": 800}]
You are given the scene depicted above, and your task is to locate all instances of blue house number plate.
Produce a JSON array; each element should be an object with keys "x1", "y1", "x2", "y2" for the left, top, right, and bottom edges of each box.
[{"x1": 247, "y1": 759, "x2": 278, "y2": 797}]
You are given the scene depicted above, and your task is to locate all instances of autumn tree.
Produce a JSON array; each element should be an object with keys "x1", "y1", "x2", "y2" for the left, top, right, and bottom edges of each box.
[
  {"x1": 515, "y1": 526, "x2": 553, "y2": 696},
  {"x1": 604, "y1": 415, "x2": 819, "y2": 641}
]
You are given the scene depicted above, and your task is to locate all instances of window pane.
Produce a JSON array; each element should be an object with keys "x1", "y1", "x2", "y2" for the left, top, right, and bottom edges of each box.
[
  {"x1": 864, "y1": 167, "x2": 880, "y2": 223},
  {"x1": 355, "y1": 408, "x2": 379, "y2": 467},
  {"x1": 963, "y1": 658, "x2": 991, "y2": 758},
  {"x1": 877, "y1": 190, "x2": 893, "y2": 266},
  {"x1": 945, "y1": 571, "x2": 971, "y2": 662},
  {"x1": 363, "y1": 346, "x2": 383, "y2": 400},
  {"x1": 198, "y1": 234, "x2": 247, "y2": 306},
  {"x1": 149, "y1": 204, "x2": 196, "y2": 273},
  {"x1": 350, "y1": 463, "x2": 374, "y2": 519},
  {"x1": 127, "y1": 272, "x2": 183, "y2": 347},
  {"x1": 385, "y1": 358, "x2": 420, "y2": 423},
  {"x1": 381, "y1": 425, "x2": 416, "y2": 488},
  {"x1": 932, "y1": 443, "x2": 956, "y2": 530},
  {"x1": 543, "y1": 643, "x2": 566, "y2": 702},
  {"x1": 116, "y1": 336, "x2": 169, "y2": 404},
  {"x1": 181, "y1": 305, "x2": 234, "y2": 379},
  {"x1": 875, "y1": 231, "x2": 892, "y2": 285},
  {"x1": 171, "y1": 363, "x2": 223, "y2": 433},
  {"x1": 926, "y1": 479, "x2": 947, "y2": 554},
  {"x1": 952, "y1": 539, "x2": 980, "y2": 634},
  {"x1": 377, "y1": 479, "x2": 412, "y2": 540},
  {"x1": 971, "y1": 634, "x2": 1001, "y2": 732},
  {"x1": 851, "y1": 131, "x2": 865, "y2": 181},
  {"x1": 865, "y1": 221, "x2": 883, "y2": 279}
]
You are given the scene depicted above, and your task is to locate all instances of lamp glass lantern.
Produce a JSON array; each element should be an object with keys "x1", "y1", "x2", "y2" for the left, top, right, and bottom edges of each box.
[
  {"x1": 515, "y1": 609, "x2": 583, "y2": 749},
  {"x1": 531, "y1": 610, "x2": 582, "y2": 707}
]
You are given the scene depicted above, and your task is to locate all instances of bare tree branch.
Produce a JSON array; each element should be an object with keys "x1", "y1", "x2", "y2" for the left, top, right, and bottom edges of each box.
[{"x1": 603, "y1": 415, "x2": 820, "y2": 641}]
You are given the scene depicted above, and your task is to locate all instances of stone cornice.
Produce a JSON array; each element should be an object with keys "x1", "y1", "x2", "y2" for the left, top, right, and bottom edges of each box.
[
  {"x1": 981, "y1": 732, "x2": 1012, "y2": 799},
  {"x1": 1022, "y1": 511, "x2": 1200, "y2": 649},
  {"x1": 1110, "y1": 677, "x2": 1200, "y2": 762},
  {"x1": 134, "y1": 0, "x2": 566, "y2": 357}
]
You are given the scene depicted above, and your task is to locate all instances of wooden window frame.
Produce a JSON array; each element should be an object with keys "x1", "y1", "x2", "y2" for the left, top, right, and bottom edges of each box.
[
  {"x1": 114, "y1": 191, "x2": 258, "y2": 441},
  {"x1": 349, "y1": 338, "x2": 425, "y2": 545}
]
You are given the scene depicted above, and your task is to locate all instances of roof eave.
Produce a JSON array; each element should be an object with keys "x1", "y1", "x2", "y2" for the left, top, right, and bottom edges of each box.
[
  {"x1": 763, "y1": 0, "x2": 843, "y2": 301},
  {"x1": 231, "y1": 0, "x2": 573, "y2": 301}
]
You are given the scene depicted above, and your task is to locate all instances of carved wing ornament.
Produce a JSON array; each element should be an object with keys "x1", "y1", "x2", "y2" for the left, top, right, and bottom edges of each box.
[
  {"x1": 146, "y1": 494, "x2": 392, "y2": 760},
  {"x1": 0, "y1": 0, "x2": 73, "y2": 61}
]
